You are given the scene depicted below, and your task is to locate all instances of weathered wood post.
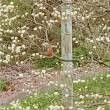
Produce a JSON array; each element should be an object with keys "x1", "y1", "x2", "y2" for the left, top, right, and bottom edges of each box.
[{"x1": 61, "y1": 0, "x2": 73, "y2": 109}]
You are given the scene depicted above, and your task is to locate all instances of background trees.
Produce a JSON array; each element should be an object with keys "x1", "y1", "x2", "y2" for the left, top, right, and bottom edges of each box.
[
  {"x1": 0, "y1": 0, "x2": 110, "y2": 68},
  {"x1": 0, "y1": 0, "x2": 110, "y2": 67}
]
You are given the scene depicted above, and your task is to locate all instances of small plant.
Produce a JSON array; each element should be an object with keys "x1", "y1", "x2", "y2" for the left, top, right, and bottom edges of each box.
[
  {"x1": 35, "y1": 58, "x2": 60, "y2": 68},
  {"x1": 0, "y1": 79, "x2": 9, "y2": 91}
]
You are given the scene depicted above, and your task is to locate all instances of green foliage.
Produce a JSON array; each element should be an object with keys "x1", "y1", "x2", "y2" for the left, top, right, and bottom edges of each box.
[
  {"x1": 0, "y1": 79, "x2": 9, "y2": 91},
  {"x1": 35, "y1": 58, "x2": 60, "y2": 68},
  {"x1": 73, "y1": 72, "x2": 110, "y2": 109},
  {"x1": 73, "y1": 45, "x2": 90, "y2": 67},
  {"x1": 20, "y1": 89, "x2": 61, "y2": 109},
  {"x1": 74, "y1": 72, "x2": 110, "y2": 94},
  {"x1": 73, "y1": 47, "x2": 89, "y2": 59}
]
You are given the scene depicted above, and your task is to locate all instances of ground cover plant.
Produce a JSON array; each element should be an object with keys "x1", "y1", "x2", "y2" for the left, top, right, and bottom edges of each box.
[
  {"x1": 0, "y1": 72, "x2": 110, "y2": 110},
  {"x1": 0, "y1": 79, "x2": 9, "y2": 92}
]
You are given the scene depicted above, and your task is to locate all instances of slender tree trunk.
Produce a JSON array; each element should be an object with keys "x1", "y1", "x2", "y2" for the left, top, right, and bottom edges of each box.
[{"x1": 61, "y1": 0, "x2": 73, "y2": 109}]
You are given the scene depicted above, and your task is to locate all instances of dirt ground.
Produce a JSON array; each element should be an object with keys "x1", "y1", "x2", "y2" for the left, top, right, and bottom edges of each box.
[{"x1": 0, "y1": 64, "x2": 110, "y2": 106}]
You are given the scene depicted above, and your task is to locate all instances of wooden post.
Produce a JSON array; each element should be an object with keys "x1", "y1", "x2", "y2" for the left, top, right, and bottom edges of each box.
[{"x1": 61, "y1": 0, "x2": 73, "y2": 109}]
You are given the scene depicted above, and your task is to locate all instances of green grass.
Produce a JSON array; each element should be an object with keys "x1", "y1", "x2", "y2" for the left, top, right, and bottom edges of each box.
[
  {"x1": 0, "y1": 79, "x2": 9, "y2": 91},
  {"x1": 35, "y1": 58, "x2": 60, "y2": 68},
  {"x1": 0, "y1": 72, "x2": 110, "y2": 110},
  {"x1": 73, "y1": 72, "x2": 110, "y2": 109}
]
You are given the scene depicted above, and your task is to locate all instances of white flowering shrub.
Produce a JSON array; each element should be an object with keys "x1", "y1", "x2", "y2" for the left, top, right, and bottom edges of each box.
[
  {"x1": 0, "y1": 0, "x2": 61, "y2": 67},
  {"x1": 72, "y1": 0, "x2": 110, "y2": 64},
  {"x1": 0, "y1": 0, "x2": 110, "y2": 67}
]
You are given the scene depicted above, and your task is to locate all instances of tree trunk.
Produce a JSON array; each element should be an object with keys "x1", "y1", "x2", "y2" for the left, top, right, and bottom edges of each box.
[{"x1": 61, "y1": 0, "x2": 73, "y2": 109}]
